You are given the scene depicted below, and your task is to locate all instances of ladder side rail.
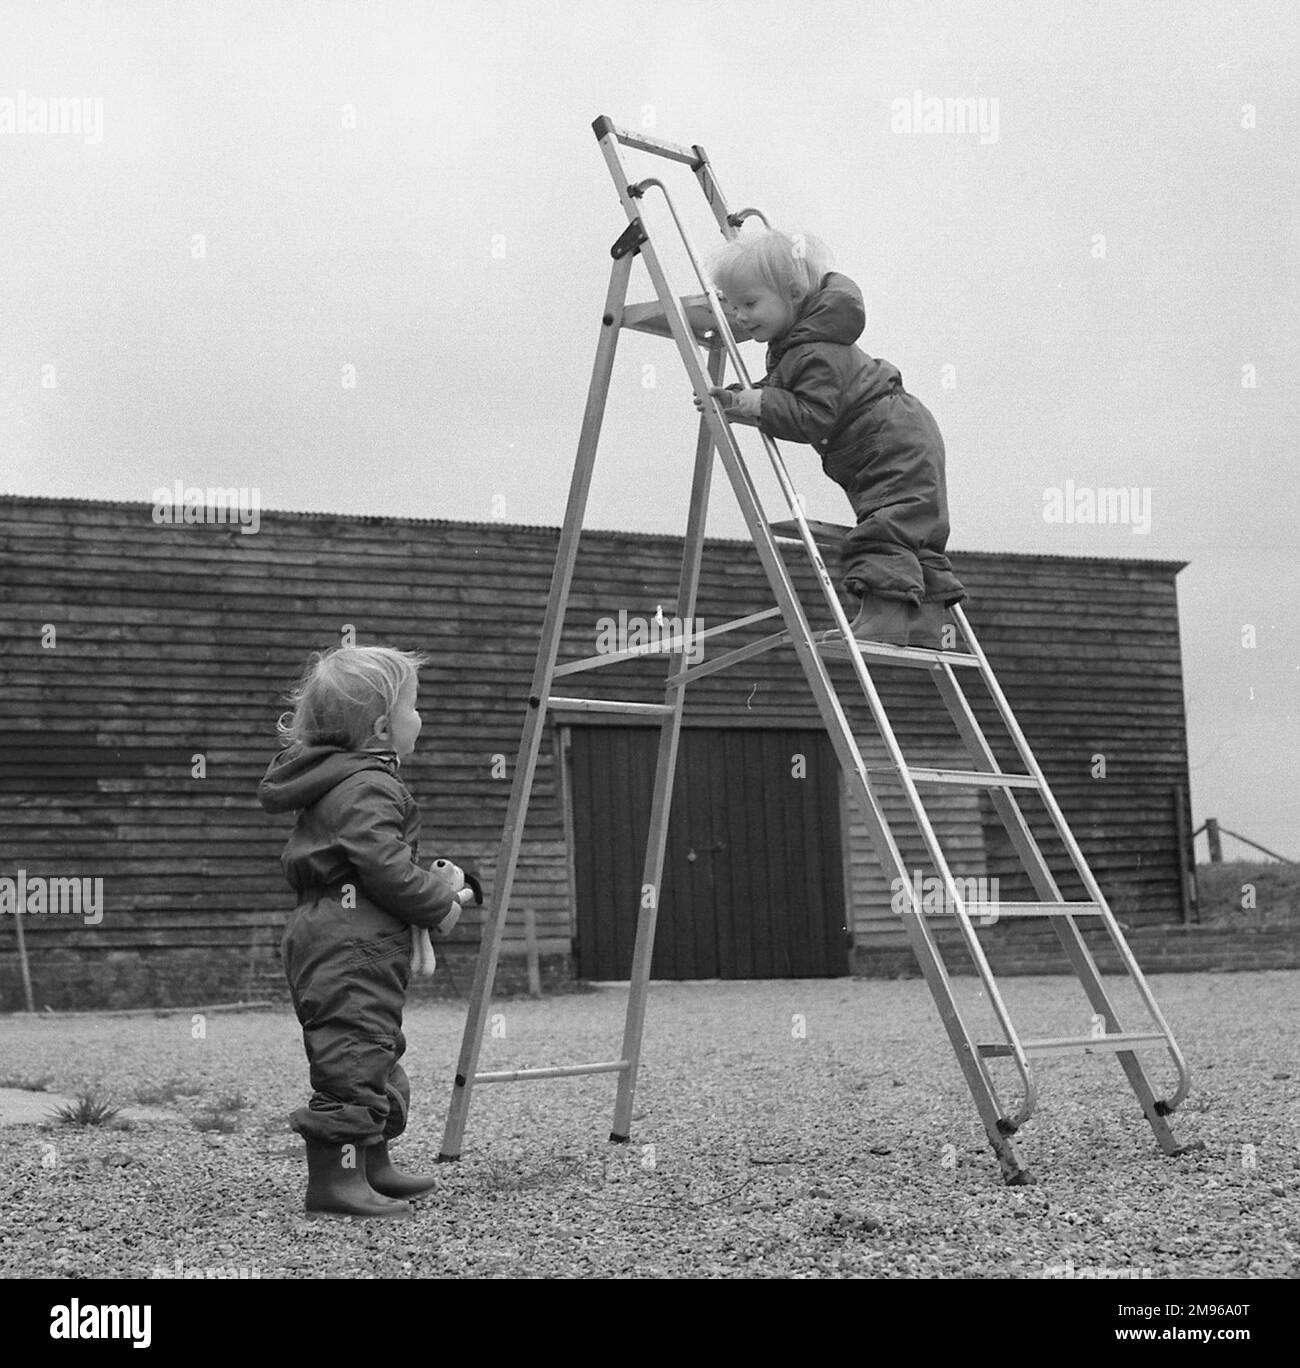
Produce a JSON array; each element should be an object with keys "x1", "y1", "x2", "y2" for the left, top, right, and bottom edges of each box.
[
  {"x1": 651, "y1": 201, "x2": 1046, "y2": 1121},
  {"x1": 611, "y1": 345, "x2": 726, "y2": 1141},
  {"x1": 932, "y1": 661, "x2": 1190, "y2": 1141},
  {"x1": 616, "y1": 193, "x2": 1029, "y2": 1138},
  {"x1": 690, "y1": 147, "x2": 739, "y2": 239},
  {"x1": 440, "y1": 251, "x2": 636, "y2": 1160},
  {"x1": 842, "y1": 768, "x2": 1031, "y2": 1183},
  {"x1": 589, "y1": 159, "x2": 929, "y2": 1140},
  {"x1": 700, "y1": 412, "x2": 1030, "y2": 1173},
  {"x1": 609, "y1": 167, "x2": 1040, "y2": 1130},
  {"x1": 949, "y1": 606, "x2": 1192, "y2": 1112}
]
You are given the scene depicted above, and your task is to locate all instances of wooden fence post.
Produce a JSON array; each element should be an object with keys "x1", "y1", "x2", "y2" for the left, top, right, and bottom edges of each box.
[
  {"x1": 1173, "y1": 785, "x2": 1196, "y2": 923},
  {"x1": 13, "y1": 910, "x2": 35, "y2": 1012},
  {"x1": 1206, "y1": 817, "x2": 1222, "y2": 863},
  {"x1": 523, "y1": 906, "x2": 542, "y2": 998}
]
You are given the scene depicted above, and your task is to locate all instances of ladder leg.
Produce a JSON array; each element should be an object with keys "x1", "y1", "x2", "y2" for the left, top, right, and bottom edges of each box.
[
  {"x1": 440, "y1": 252, "x2": 635, "y2": 1161},
  {"x1": 931, "y1": 654, "x2": 1195, "y2": 1157},
  {"x1": 610, "y1": 344, "x2": 725, "y2": 1143}
]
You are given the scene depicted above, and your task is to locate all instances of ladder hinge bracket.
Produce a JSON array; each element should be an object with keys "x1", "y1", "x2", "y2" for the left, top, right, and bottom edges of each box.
[{"x1": 611, "y1": 218, "x2": 648, "y2": 259}]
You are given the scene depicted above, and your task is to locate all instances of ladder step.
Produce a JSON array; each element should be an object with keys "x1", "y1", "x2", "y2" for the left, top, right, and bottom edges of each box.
[
  {"x1": 475, "y1": 1060, "x2": 631, "y2": 1085},
  {"x1": 621, "y1": 294, "x2": 754, "y2": 344},
  {"x1": 818, "y1": 637, "x2": 981, "y2": 668},
  {"x1": 546, "y1": 696, "x2": 674, "y2": 717},
  {"x1": 933, "y1": 901, "x2": 1103, "y2": 919},
  {"x1": 770, "y1": 518, "x2": 851, "y2": 544},
  {"x1": 978, "y1": 1032, "x2": 1168, "y2": 1059},
  {"x1": 874, "y1": 765, "x2": 1038, "y2": 789}
]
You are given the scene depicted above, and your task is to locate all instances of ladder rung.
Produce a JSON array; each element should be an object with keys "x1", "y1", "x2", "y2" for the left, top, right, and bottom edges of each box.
[
  {"x1": 621, "y1": 294, "x2": 753, "y2": 344},
  {"x1": 770, "y1": 518, "x2": 852, "y2": 544},
  {"x1": 978, "y1": 1032, "x2": 1169, "y2": 1059},
  {"x1": 877, "y1": 765, "x2": 1039, "y2": 789},
  {"x1": 475, "y1": 1060, "x2": 631, "y2": 1085},
  {"x1": 546, "y1": 697, "x2": 674, "y2": 717},
  {"x1": 932, "y1": 901, "x2": 1103, "y2": 919},
  {"x1": 818, "y1": 638, "x2": 981, "y2": 668}
]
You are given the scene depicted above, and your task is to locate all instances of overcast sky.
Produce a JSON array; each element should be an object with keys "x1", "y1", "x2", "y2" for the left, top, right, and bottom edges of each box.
[{"x1": 2, "y1": 0, "x2": 1296, "y2": 861}]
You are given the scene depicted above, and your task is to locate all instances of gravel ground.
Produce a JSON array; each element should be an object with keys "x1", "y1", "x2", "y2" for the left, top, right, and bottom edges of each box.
[{"x1": 1, "y1": 971, "x2": 1296, "y2": 1279}]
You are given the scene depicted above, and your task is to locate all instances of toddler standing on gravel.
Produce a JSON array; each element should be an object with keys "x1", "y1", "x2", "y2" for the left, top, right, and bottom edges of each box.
[{"x1": 258, "y1": 645, "x2": 477, "y2": 1219}]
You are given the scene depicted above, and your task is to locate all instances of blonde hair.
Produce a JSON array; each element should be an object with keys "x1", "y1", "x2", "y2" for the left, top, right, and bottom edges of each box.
[
  {"x1": 708, "y1": 228, "x2": 833, "y2": 305},
  {"x1": 276, "y1": 646, "x2": 429, "y2": 749}
]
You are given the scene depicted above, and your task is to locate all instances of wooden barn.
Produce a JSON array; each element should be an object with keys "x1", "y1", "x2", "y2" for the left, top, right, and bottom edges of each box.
[{"x1": 0, "y1": 494, "x2": 1197, "y2": 1008}]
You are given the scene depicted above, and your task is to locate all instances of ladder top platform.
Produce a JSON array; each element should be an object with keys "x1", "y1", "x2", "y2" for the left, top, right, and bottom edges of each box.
[{"x1": 622, "y1": 295, "x2": 755, "y2": 345}]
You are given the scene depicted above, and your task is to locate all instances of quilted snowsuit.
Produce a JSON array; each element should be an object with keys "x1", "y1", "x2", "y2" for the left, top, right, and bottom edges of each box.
[
  {"x1": 257, "y1": 744, "x2": 462, "y2": 1147},
  {"x1": 754, "y1": 271, "x2": 966, "y2": 608}
]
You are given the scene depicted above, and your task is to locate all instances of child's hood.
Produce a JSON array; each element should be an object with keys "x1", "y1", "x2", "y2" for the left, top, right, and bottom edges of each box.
[
  {"x1": 257, "y1": 743, "x2": 398, "y2": 814},
  {"x1": 769, "y1": 272, "x2": 866, "y2": 361}
]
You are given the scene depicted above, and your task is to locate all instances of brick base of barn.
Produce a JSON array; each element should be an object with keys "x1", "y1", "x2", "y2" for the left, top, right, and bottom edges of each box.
[
  {"x1": 0, "y1": 947, "x2": 580, "y2": 1012},
  {"x1": 2, "y1": 927, "x2": 1297, "y2": 1012},
  {"x1": 852, "y1": 923, "x2": 1300, "y2": 978}
]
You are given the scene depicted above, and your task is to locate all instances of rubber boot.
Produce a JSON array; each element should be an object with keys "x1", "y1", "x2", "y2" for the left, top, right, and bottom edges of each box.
[
  {"x1": 910, "y1": 599, "x2": 948, "y2": 650},
  {"x1": 304, "y1": 1139, "x2": 412, "y2": 1218},
  {"x1": 364, "y1": 1139, "x2": 440, "y2": 1199},
  {"x1": 847, "y1": 593, "x2": 911, "y2": 646}
]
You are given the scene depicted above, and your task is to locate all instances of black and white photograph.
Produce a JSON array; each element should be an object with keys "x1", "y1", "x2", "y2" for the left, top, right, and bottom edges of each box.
[{"x1": 0, "y1": 0, "x2": 1295, "y2": 1325}]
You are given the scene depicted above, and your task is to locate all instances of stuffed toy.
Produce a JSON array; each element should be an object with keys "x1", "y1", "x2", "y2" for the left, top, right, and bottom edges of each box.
[{"x1": 411, "y1": 859, "x2": 482, "y2": 977}]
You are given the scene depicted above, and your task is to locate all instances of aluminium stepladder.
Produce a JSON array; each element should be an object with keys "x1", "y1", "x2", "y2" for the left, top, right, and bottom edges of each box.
[{"x1": 439, "y1": 114, "x2": 1198, "y2": 1185}]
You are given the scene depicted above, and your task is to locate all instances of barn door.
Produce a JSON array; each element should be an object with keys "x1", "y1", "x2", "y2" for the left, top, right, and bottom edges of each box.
[{"x1": 567, "y1": 726, "x2": 848, "y2": 980}]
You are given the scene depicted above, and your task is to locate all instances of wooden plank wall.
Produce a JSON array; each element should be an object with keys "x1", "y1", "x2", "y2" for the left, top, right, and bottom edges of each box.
[{"x1": 0, "y1": 497, "x2": 1192, "y2": 970}]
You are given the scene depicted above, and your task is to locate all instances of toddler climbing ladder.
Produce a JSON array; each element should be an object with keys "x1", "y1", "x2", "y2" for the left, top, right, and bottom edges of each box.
[{"x1": 440, "y1": 115, "x2": 1196, "y2": 1184}]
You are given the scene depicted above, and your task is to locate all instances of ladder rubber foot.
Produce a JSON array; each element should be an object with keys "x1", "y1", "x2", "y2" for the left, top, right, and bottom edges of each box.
[
  {"x1": 1004, "y1": 1170, "x2": 1036, "y2": 1187},
  {"x1": 436, "y1": 1153, "x2": 461, "y2": 1163},
  {"x1": 608, "y1": 1132, "x2": 630, "y2": 1145}
]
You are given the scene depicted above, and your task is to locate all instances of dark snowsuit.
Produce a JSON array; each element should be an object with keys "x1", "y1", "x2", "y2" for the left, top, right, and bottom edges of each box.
[
  {"x1": 755, "y1": 271, "x2": 966, "y2": 607},
  {"x1": 257, "y1": 744, "x2": 461, "y2": 1147}
]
